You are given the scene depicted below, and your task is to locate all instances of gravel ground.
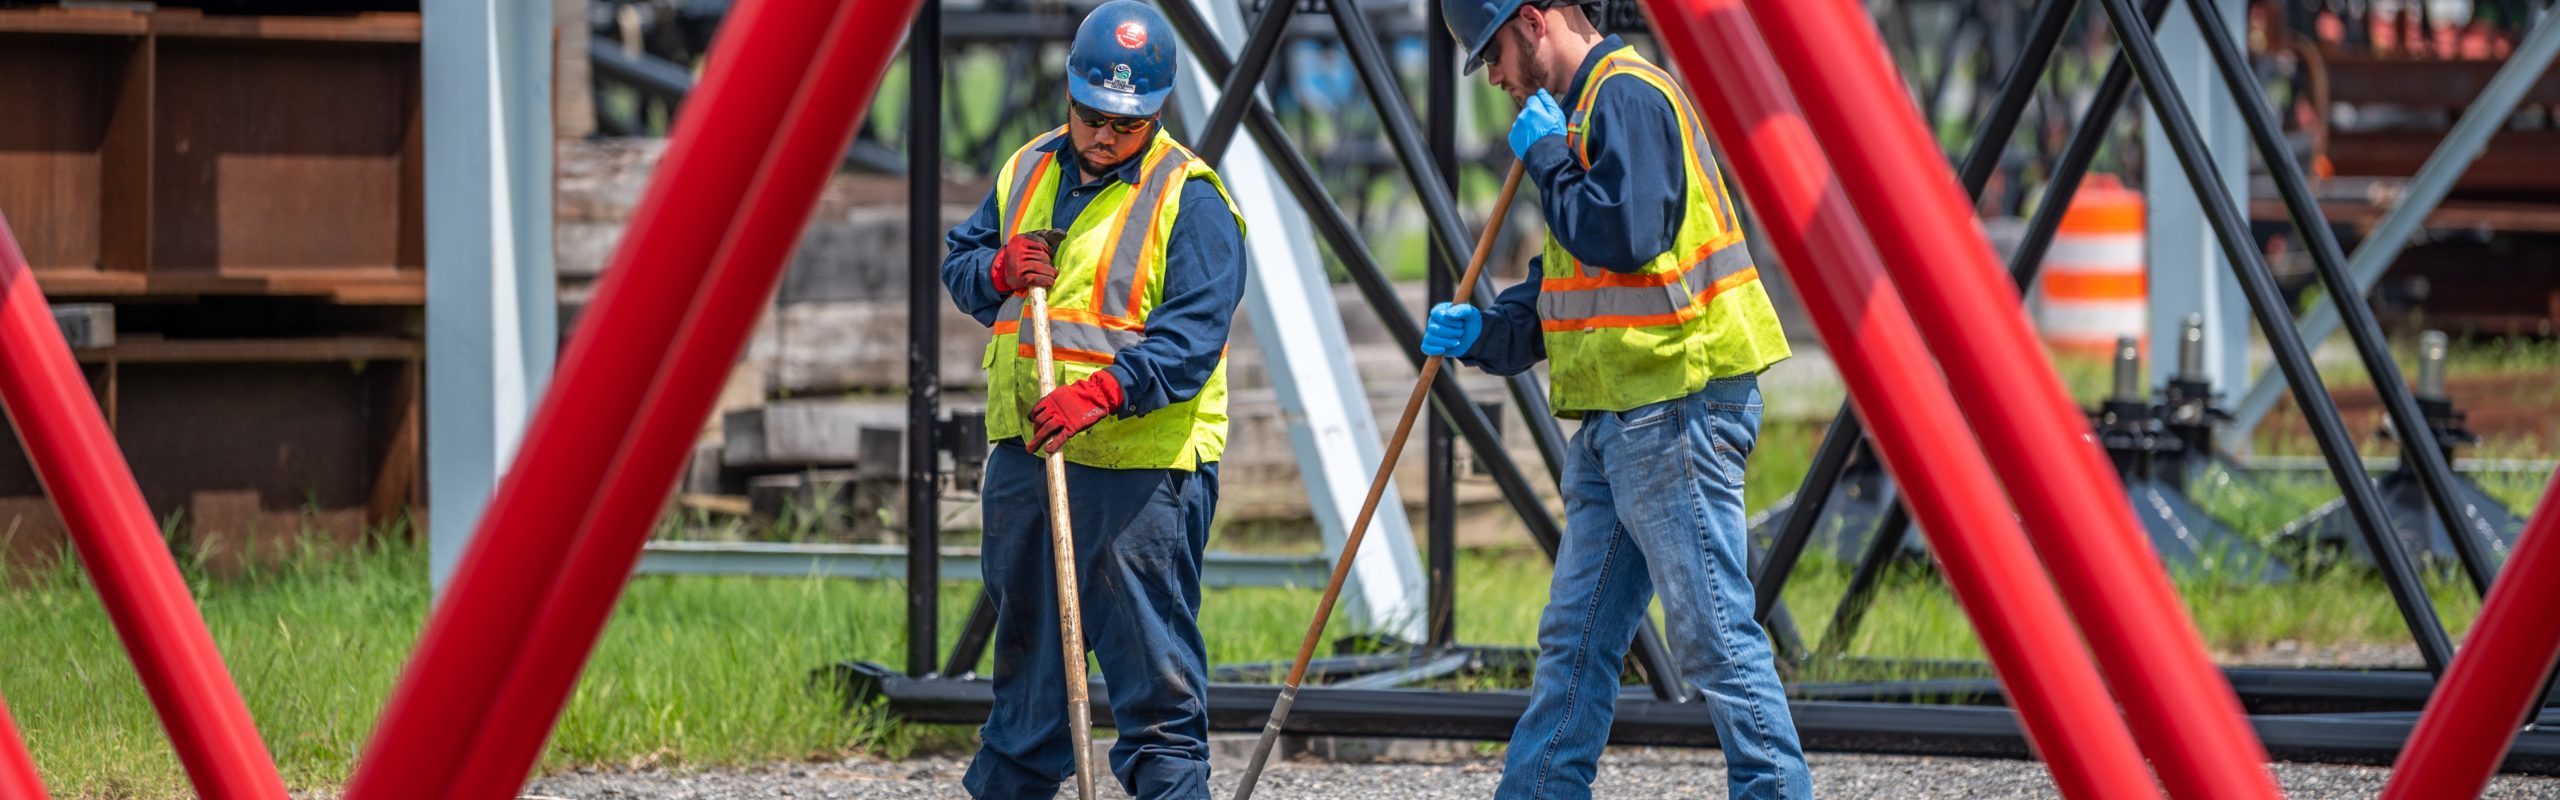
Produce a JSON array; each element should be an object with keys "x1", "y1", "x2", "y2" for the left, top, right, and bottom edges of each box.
[{"x1": 520, "y1": 748, "x2": 2560, "y2": 799}]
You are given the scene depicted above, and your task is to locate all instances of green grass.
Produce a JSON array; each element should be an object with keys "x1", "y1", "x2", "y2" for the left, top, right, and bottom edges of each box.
[
  {"x1": 8, "y1": 334, "x2": 2551, "y2": 797},
  {"x1": 7, "y1": 475, "x2": 2545, "y2": 799},
  {"x1": 0, "y1": 527, "x2": 1572, "y2": 799},
  {"x1": 5, "y1": 533, "x2": 959, "y2": 798}
]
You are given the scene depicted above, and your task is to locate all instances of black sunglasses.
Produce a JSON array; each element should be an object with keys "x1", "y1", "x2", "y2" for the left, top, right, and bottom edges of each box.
[
  {"x1": 1481, "y1": 2, "x2": 1568, "y2": 68},
  {"x1": 1071, "y1": 101, "x2": 1157, "y2": 134}
]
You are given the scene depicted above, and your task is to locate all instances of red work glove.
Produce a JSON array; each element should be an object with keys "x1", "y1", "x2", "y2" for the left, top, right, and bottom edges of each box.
[
  {"x1": 1027, "y1": 371, "x2": 1125, "y2": 456},
  {"x1": 990, "y1": 230, "x2": 1065, "y2": 295}
]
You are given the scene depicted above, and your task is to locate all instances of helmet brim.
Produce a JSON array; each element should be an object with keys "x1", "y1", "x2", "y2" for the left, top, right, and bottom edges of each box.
[
  {"x1": 1449, "y1": 0, "x2": 1520, "y2": 76},
  {"x1": 1460, "y1": 29, "x2": 1496, "y2": 76},
  {"x1": 1069, "y1": 80, "x2": 1170, "y2": 118}
]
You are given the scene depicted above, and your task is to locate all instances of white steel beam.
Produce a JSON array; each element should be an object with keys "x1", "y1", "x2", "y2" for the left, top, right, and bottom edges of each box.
[
  {"x1": 1166, "y1": 1, "x2": 1427, "y2": 641},
  {"x1": 424, "y1": 0, "x2": 558, "y2": 591}
]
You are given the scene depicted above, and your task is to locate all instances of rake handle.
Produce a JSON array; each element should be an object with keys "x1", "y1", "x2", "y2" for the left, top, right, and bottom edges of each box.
[
  {"x1": 1027, "y1": 284, "x2": 1099, "y2": 800},
  {"x1": 1232, "y1": 160, "x2": 1528, "y2": 800}
]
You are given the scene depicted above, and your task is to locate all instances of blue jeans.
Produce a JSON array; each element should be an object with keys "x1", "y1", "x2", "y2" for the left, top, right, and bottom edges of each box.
[
  {"x1": 1498, "y1": 377, "x2": 1810, "y2": 799},
  {"x1": 964, "y1": 445, "x2": 1218, "y2": 800}
]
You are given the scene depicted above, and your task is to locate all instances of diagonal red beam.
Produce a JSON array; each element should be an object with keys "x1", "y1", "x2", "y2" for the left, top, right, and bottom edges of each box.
[
  {"x1": 443, "y1": 0, "x2": 924, "y2": 794},
  {"x1": 0, "y1": 218, "x2": 285, "y2": 799},
  {"x1": 0, "y1": 695, "x2": 50, "y2": 800},
  {"x1": 341, "y1": 0, "x2": 846, "y2": 795},
  {"x1": 1637, "y1": 1, "x2": 2156, "y2": 795},
  {"x1": 2383, "y1": 468, "x2": 2560, "y2": 799},
  {"x1": 1710, "y1": 1, "x2": 2282, "y2": 796}
]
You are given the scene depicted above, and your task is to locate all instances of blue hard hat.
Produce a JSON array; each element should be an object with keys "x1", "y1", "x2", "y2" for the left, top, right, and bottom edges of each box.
[
  {"x1": 1068, "y1": 0, "x2": 1179, "y2": 117},
  {"x1": 1444, "y1": 0, "x2": 1529, "y2": 75}
]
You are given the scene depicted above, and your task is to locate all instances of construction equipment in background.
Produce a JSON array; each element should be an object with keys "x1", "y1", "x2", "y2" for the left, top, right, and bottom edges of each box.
[
  {"x1": 2088, "y1": 327, "x2": 2289, "y2": 582},
  {"x1": 2257, "y1": 0, "x2": 2560, "y2": 336},
  {"x1": 2282, "y1": 329, "x2": 2529, "y2": 568},
  {"x1": 2033, "y1": 174, "x2": 2149, "y2": 357}
]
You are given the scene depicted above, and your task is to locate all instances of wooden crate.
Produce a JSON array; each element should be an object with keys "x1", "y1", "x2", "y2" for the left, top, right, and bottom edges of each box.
[
  {"x1": 0, "y1": 7, "x2": 428, "y2": 550},
  {"x1": 0, "y1": 7, "x2": 423, "y2": 304}
]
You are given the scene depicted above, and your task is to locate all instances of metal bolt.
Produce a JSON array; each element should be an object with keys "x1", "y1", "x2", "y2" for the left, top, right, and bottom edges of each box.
[
  {"x1": 2418, "y1": 330, "x2": 2449, "y2": 399},
  {"x1": 2113, "y1": 335, "x2": 2143, "y2": 403},
  {"x1": 2178, "y1": 312, "x2": 2205, "y2": 383}
]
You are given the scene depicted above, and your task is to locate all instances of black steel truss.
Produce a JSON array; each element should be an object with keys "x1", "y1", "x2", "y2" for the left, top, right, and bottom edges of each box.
[
  {"x1": 866, "y1": 0, "x2": 2560, "y2": 771},
  {"x1": 1761, "y1": 0, "x2": 2512, "y2": 679}
]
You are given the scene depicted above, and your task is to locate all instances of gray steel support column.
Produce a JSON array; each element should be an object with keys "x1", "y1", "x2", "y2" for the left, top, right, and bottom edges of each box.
[
  {"x1": 2180, "y1": 0, "x2": 2501, "y2": 592},
  {"x1": 425, "y1": 0, "x2": 557, "y2": 592},
  {"x1": 1168, "y1": 0, "x2": 1426, "y2": 641},
  {"x1": 2227, "y1": 7, "x2": 2560, "y2": 439},
  {"x1": 2141, "y1": 0, "x2": 2249, "y2": 396}
]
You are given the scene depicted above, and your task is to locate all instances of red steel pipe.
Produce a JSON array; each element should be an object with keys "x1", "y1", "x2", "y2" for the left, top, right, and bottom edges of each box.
[
  {"x1": 1727, "y1": 1, "x2": 2280, "y2": 797},
  {"x1": 1637, "y1": 3, "x2": 2156, "y2": 795},
  {"x1": 0, "y1": 219, "x2": 285, "y2": 799},
  {"x1": 443, "y1": 0, "x2": 923, "y2": 794},
  {"x1": 0, "y1": 695, "x2": 50, "y2": 800},
  {"x1": 2383, "y1": 468, "x2": 2560, "y2": 799},
  {"x1": 342, "y1": 1, "x2": 843, "y2": 795}
]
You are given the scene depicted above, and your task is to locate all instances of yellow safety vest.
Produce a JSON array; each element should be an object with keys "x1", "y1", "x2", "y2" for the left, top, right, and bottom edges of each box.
[
  {"x1": 1539, "y1": 47, "x2": 1791, "y2": 415},
  {"x1": 982, "y1": 126, "x2": 1244, "y2": 471}
]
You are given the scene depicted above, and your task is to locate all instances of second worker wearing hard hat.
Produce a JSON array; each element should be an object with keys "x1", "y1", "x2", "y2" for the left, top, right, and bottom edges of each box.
[
  {"x1": 1427, "y1": 0, "x2": 1811, "y2": 797},
  {"x1": 937, "y1": 2, "x2": 1247, "y2": 797}
]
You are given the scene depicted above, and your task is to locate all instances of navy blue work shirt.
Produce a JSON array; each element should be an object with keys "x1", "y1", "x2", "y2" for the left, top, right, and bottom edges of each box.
[
  {"x1": 1463, "y1": 36, "x2": 1693, "y2": 376},
  {"x1": 941, "y1": 133, "x2": 1248, "y2": 417}
]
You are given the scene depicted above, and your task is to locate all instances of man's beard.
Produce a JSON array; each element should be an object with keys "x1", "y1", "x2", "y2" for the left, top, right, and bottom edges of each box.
[
  {"x1": 1075, "y1": 144, "x2": 1132, "y2": 175},
  {"x1": 1518, "y1": 39, "x2": 1553, "y2": 98}
]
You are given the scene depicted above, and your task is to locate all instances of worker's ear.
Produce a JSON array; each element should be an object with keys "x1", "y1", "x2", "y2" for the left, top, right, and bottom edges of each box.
[{"x1": 1516, "y1": 4, "x2": 1547, "y2": 41}]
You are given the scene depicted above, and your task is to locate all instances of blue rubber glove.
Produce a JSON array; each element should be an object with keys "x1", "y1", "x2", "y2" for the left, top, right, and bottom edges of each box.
[
  {"x1": 1420, "y1": 302, "x2": 1484, "y2": 358},
  {"x1": 1508, "y1": 89, "x2": 1566, "y2": 160}
]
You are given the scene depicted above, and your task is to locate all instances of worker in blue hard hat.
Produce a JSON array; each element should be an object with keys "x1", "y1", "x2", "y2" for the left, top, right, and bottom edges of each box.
[
  {"x1": 937, "y1": 1, "x2": 1248, "y2": 798},
  {"x1": 1427, "y1": 0, "x2": 1811, "y2": 797}
]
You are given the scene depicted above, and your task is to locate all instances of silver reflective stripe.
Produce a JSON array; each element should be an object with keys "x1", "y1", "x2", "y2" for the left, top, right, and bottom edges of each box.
[
  {"x1": 1096, "y1": 148, "x2": 1193, "y2": 318},
  {"x1": 1537, "y1": 244, "x2": 1753, "y2": 322},
  {"x1": 1000, "y1": 128, "x2": 1068, "y2": 235},
  {"x1": 1047, "y1": 319, "x2": 1145, "y2": 355},
  {"x1": 995, "y1": 299, "x2": 1143, "y2": 356}
]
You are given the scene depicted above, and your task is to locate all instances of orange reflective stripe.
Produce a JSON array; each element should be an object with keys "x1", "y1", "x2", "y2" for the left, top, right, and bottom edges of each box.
[
  {"x1": 1564, "y1": 53, "x2": 1732, "y2": 236},
  {"x1": 1089, "y1": 146, "x2": 1171, "y2": 314},
  {"x1": 1122, "y1": 148, "x2": 1191, "y2": 317},
  {"x1": 1540, "y1": 267, "x2": 1760, "y2": 332},
  {"x1": 2058, "y1": 204, "x2": 2143, "y2": 234},
  {"x1": 2041, "y1": 272, "x2": 2146, "y2": 300},
  {"x1": 1541, "y1": 233, "x2": 1746, "y2": 291},
  {"x1": 1049, "y1": 306, "x2": 1144, "y2": 330},
  {"x1": 1006, "y1": 152, "x2": 1056, "y2": 237},
  {"x1": 1603, "y1": 58, "x2": 1728, "y2": 233},
  {"x1": 1542, "y1": 268, "x2": 1688, "y2": 291},
  {"x1": 991, "y1": 306, "x2": 1145, "y2": 335},
  {"x1": 1014, "y1": 342, "x2": 1118, "y2": 365}
]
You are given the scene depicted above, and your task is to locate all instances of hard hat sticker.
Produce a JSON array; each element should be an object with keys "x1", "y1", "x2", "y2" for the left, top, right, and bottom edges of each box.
[
  {"x1": 1106, "y1": 63, "x2": 1137, "y2": 93},
  {"x1": 1115, "y1": 20, "x2": 1147, "y2": 48}
]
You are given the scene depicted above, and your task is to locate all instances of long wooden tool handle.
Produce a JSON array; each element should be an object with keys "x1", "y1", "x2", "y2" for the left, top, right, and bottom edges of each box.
[
  {"x1": 1028, "y1": 285, "x2": 1099, "y2": 800},
  {"x1": 1233, "y1": 160, "x2": 1529, "y2": 800}
]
